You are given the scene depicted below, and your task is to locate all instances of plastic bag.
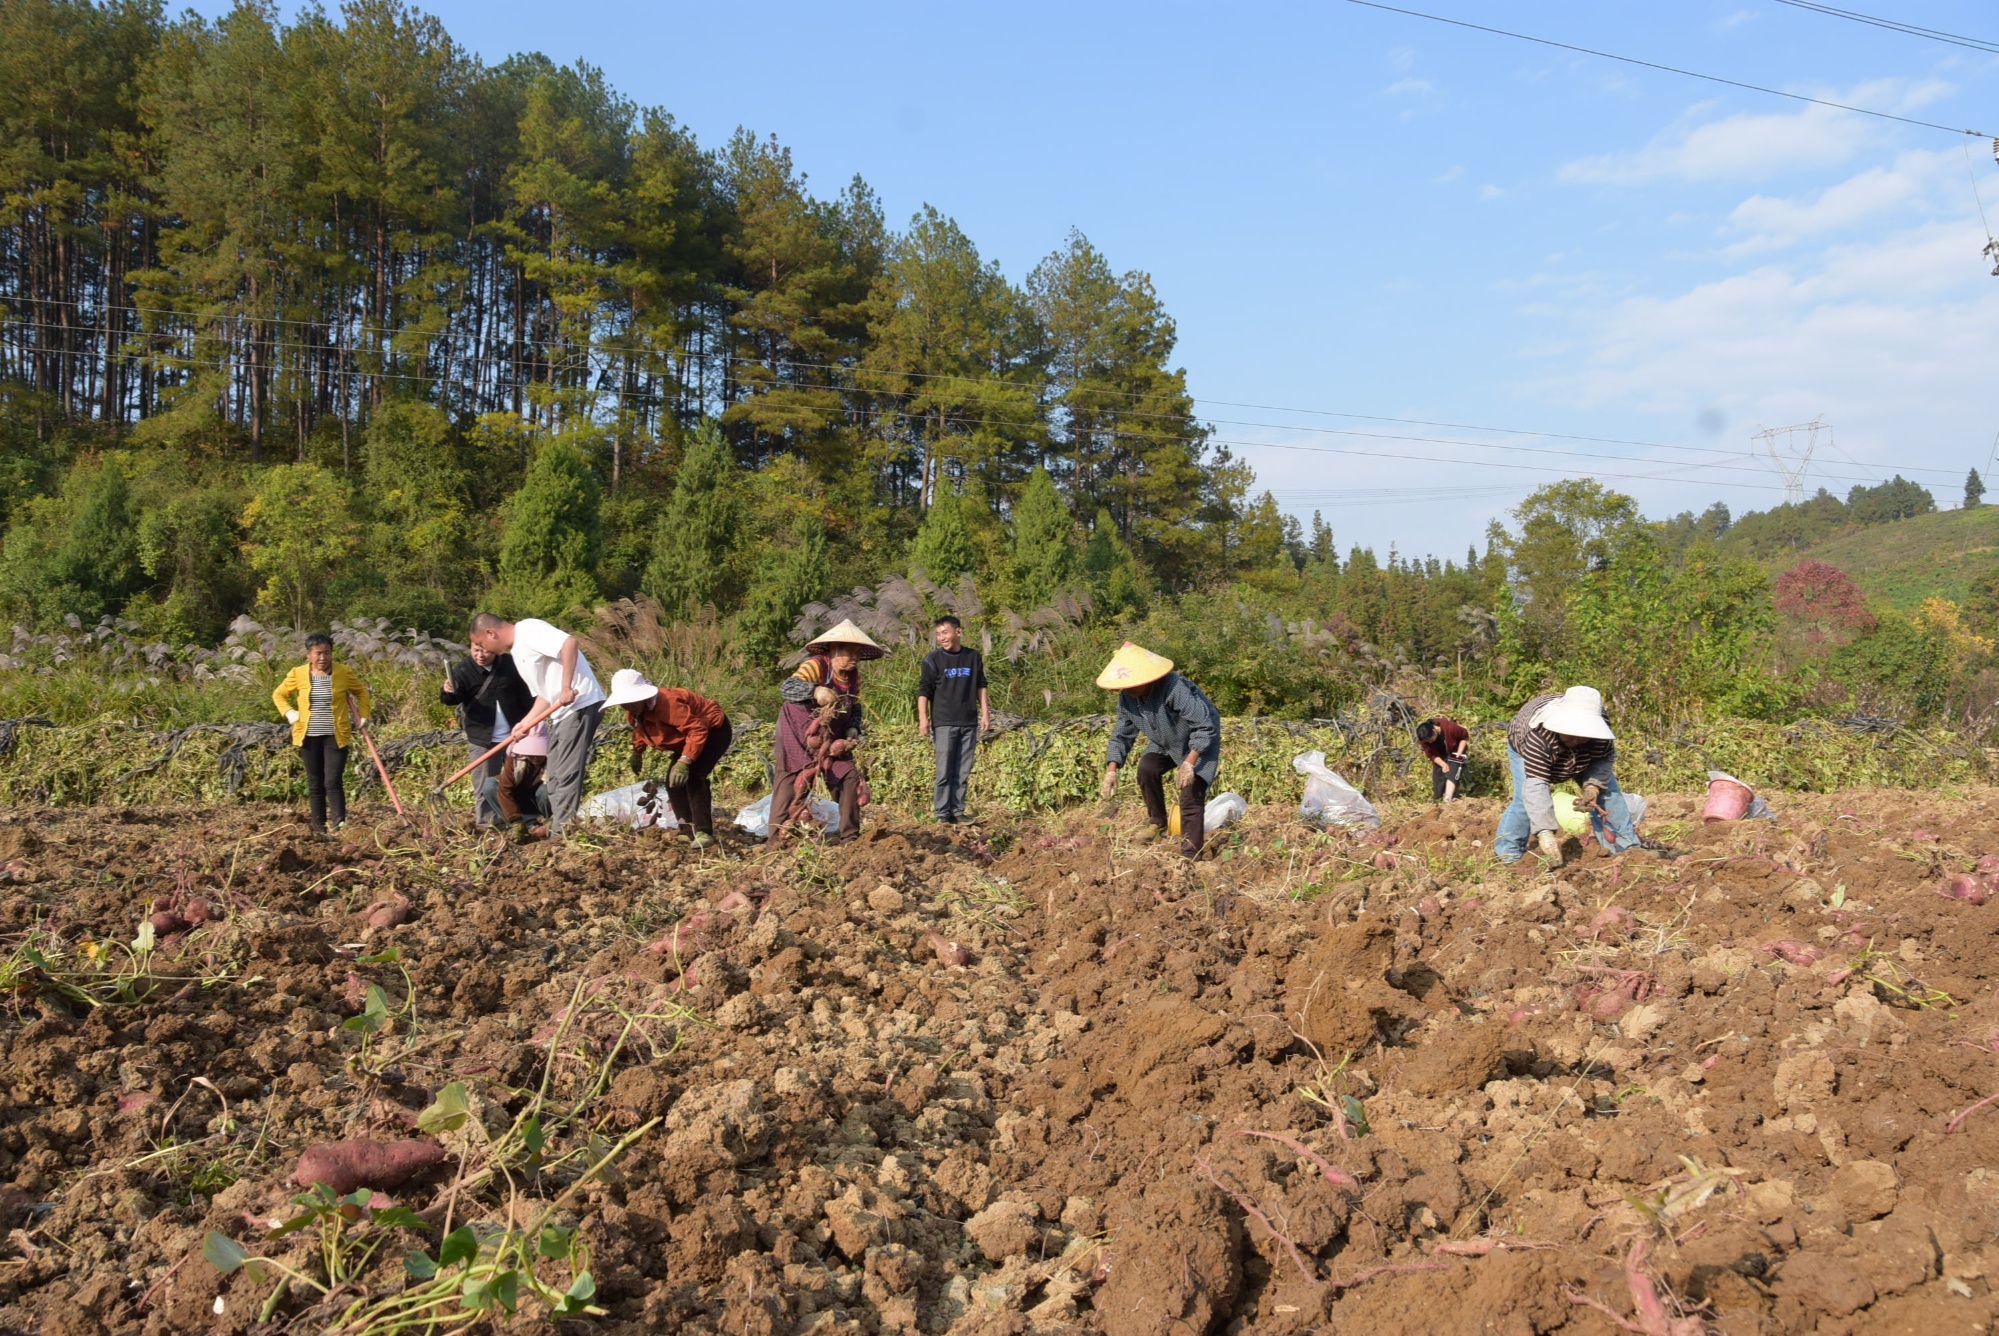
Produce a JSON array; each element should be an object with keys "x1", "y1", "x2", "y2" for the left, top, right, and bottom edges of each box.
[
  {"x1": 578, "y1": 781, "x2": 678, "y2": 830},
  {"x1": 1292, "y1": 751, "x2": 1378, "y2": 829},
  {"x1": 1556, "y1": 791, "x2": 1649, "y2": 834},
  {"x1": 1203, "y1": 792, "x2": 1248, "y2": 832},
  {"x1": 732, "y1": 792, "x2": 840, "y2": 838}
]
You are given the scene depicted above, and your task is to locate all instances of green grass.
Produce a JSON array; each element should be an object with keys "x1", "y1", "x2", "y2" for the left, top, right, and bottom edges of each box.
[{"x1": 1771, "y1": 506, "x2": 1999, "y2": 611}]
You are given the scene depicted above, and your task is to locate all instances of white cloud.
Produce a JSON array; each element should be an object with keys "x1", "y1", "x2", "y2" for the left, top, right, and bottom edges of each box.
[
  {"x1": 1723, "y1": 151, "x2": 1948, "y2": 252},
  {"x1": 1434, "y1": 164, "x2": 1466, "y2": 184},
  {"x1": 1536, "y1": 220, "x2": 1999, "y2": 487},
  {"x1": 1559, "y1": 98, "x2": 1877, "y2": 185},
  {"x1": 1717, "y1": 9, "x2": 1756, "y2": 32},
  {"x1": 1384, "y1": 77, "x2": 1438, "y2": 99},
  {"x1": 1387, "y1": 46, "x2": 1416, "y2": 73},
  {"x1": 1480, "y1": 183, "x2": 1506, "y2": 201}
]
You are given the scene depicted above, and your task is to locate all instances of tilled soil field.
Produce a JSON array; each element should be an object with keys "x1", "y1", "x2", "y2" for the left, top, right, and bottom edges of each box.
[{"x1": 1, "y1": 786, "x2": 1998, "y2": 1336}]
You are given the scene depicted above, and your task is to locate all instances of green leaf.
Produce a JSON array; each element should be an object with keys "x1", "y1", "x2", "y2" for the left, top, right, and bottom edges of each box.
[
  {"x1": 439, "y1": 1225, "x2": 478, "y2": 1269},
  {"x1": 417, "y1": 1081, "x2": 471, "y2": 1134},
  {"x1": 371, "y1": 1206, "x2": 428, "y2": 1231},
  {"x1": 338, "y1": 1188, "x2": 374, "y2": 1210},
  {"x1": 358, "y1": 946, "x2": 402, "y2": 964},
  {"x1": 537, "y1": 1223, "x2": 574, "y2": 1258},
  {"x1": 268, "y1": 1210, "x2": 319, "y2": 1240},
  {"x1": 566, "y1": 1271, "x2": 596, "y2": 1302},
  {"x1": 522, "y1": 1116, "x2": 544, "y2": 1156},
  {"x1": 461, "y1": 1268, "x2": 519, "y2": 1314},
  {"x1": 202, "y1": 1231, "x2": 247, "y2": 1274},
  {"x1": 405, "y1": 1250, "x2": 439, "y2": 1279}
]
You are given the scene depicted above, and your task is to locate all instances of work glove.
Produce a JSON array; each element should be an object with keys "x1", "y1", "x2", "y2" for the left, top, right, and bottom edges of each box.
[
  {"x1": 813, "y1": 685, "x2": 837, "y2": 707},
  {"x1": 1537, "y1": 830, "x2": 1563, "y2": 863},
  {"x1": 665, "y1": 755, "x2": 690, "y2": 789},
  {"x1": 1100, "y1": 766, "x2": 1119, "y2": 801},
  {"x1": 629, "y1": 747, "x2": 645, "y2": 778},
  {"x1": 1176, "y1": 757, "x2": 1197, "y2": 789},
  {"x1": 284, "y1": 710, "x2": 298, "y2": 725},
  {"x1": 1578, "y1": 781, "x2": 1604, "y2": 810}
]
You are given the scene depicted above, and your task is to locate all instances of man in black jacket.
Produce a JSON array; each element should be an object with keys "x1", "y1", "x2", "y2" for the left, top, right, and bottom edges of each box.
[
  {"x1": 441, "y1": 643, "x2": 535, "y2": 826},
  {"x1": 916, "y1": 615, "x2": 989, "y2": 824}
]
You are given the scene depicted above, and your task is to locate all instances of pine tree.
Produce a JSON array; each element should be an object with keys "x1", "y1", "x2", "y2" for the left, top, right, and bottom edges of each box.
[
  {"x1": 1967, "y1": 468, "x2": 1986, "y2": 509},
  {"x1": 495, "y1": 438, "x2": 601, "y2": 619},
  {"x1": 738, "y1": 513, "x2": 830, "y2": 667},
  {"x1": 910, "y1": 484, "x2": 976, "y2": 582},
  {"x1": 646, "y1": 421, "x2": 740, "y2": 618},
  {"x1": 1011, "y1": 466, "x2": 1075, "y2": 608}
]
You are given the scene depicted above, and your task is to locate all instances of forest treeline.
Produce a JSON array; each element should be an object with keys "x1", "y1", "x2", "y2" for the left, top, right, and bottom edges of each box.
[{"x1": 0, "y1": 0, "x2": 1993, "y2": 739}]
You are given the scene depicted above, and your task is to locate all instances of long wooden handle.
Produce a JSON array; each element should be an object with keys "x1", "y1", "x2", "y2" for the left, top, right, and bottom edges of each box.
[
  {"x1": 350, "y1": 700, "x2": 406, "y2": 818},
  {"x1": 435, "y1": 698, "x2": 557, "y2": 790}
]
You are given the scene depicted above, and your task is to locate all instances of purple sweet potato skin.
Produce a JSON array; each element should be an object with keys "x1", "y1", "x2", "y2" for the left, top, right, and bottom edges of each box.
[{"x1": 292, "y1": 1138, "x2": 445, "y2": 1194}]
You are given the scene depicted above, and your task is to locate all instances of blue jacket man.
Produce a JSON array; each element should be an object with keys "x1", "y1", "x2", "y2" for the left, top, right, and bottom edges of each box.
[{"x1": 1098, "y1": 642, "x2": 1221, "y2": 858}]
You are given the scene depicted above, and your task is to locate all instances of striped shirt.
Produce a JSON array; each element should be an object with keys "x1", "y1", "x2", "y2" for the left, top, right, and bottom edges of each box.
[
  {"x1": 1507, "y1": 692, "x2": 1614, "y2": 782},
  {"x1": 306, "y1": 673, "x2": 337, "y2": 737}
]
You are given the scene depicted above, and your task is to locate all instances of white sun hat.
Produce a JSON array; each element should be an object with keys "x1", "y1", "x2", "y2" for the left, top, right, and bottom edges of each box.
[
  {"x1": 1532, "y1": 685, "x2": 1615, "y2": 741},
  {"x1": 605, "y1": 668, "x2": 661, "y2": 708}
]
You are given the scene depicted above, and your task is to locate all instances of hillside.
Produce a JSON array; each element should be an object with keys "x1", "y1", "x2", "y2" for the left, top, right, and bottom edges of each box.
[{"x1": 1769, "y1": 504, "x2": 1999, "y2": 611}]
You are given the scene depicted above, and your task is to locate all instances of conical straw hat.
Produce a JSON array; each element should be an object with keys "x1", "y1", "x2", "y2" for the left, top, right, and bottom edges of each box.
[
  {"x1": 1096, "y1": 641, "x2": 1174, "y2": 690},
  {"x1": 805, "y1": 618, "x2": 887, "y2": 661}
]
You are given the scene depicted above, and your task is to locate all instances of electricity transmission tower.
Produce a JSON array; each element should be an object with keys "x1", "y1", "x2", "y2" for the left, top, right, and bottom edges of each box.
[{"x1": 1752, "y1": 418, "x2": 1828, "y2": 505}]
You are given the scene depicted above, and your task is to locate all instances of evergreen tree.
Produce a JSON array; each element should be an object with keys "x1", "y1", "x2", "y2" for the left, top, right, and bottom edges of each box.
[
  {"x1": 646, "y1": 421, "x2": 740, "y2": 617},
  {"x1": 739, "y1": 513, "x2": 830, "y2": 667},
  {"x1": 1967, "y1": 468, "x2": 1986, "y2": 509},
  {"x1": 910, "y1": 483, "x2": 976, "y2": 582},
  {"x1": 495, "y1": 438, "x2": 601, "y2": 618},
  {"x1": 1011, "y1": 466, "x2": 1075, "y2": 608},
  {"x1": 1082, "y1": 507, "x2": 1145, "y2": 615}
]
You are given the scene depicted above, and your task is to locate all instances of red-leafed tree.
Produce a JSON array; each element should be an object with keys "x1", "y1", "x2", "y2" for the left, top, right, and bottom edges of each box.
[{"x1": 1774, "y1": 561, "x2": 1876, "y2": 647}]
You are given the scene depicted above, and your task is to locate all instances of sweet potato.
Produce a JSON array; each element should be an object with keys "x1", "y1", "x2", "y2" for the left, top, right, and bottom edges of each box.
[
  {"x1": 1758, "y1": 938, "x2": 1823, "y2": 966},
  {"x1": 928, "y1": 933, "x2": 973, "y2": 967},
  {"x1": 713, "y1": 891, "x2": 752, "y2": 915},
  {"x1": 1940, "y1": 874, "x2": 1990, "y2": 905},
  {"x1": 365, "y1": 896, "x2": 411, "y2": 930},
  {"x1": 293, "y1": 1138, "x2": 445, "y2": 1195},
  {"x1": 147, "y1": 910, "x2": 189, "y2": 937},
  {"x1": 648, "y1": 911, "x2": 713, "y2": 957},
  {"x1": 1371, "y1": 850, "x2": 1398, "y2": 871},
  {"x1": 1416, "y1": 896, "x2": 1442, "y2": 920},
  {"x1": 1980, "y1": 855, "x2": 1999, "y2": 876},
  {"x1": 183, "y1": 898, "x2": 219, "y2": 925}
]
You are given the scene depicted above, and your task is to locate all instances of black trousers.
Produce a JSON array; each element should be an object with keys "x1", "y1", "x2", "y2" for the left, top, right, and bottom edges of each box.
[
  {"x1": 1432, "y1": 755, "x2": 1466, "y2": 801},
  {"x1": 299, "y1": 735, "x2": 348, "y2": 828},
  {"x1": 1136, "y1": 750, "x2": 1208, "y2": 859},
  {"x1": 666, "y1": 719, "x2": 733, "y2": 836}
]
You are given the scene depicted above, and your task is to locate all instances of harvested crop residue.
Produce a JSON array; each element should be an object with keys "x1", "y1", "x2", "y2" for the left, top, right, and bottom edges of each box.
[{"x1": 2, "y1": 787, "x2": 1998, "y2": 1334}]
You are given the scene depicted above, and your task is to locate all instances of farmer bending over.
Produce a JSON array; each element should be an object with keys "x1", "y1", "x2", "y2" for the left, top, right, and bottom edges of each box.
[
  {"x1": 1495, "y1": 685, "x2": 1638, "y2": 865},
  {"x1": 441, "y1": 638, "x2": 533, "y2": 828},
  {"x1": 1416, "y1": 716, "x2": 1470, "y2": 802},
  {"x1": 272, "y1": 632, "x2": 372, "y2": 838},
  {"x1": 606, "y1": 669, "x2": 733, "y2": 848},
  {"x1": 467, "y1": 613, "x2": 605, "y2": 838},
  {"x1": 1097, "y1": 642, "x2": 1221, "y2": 859}
]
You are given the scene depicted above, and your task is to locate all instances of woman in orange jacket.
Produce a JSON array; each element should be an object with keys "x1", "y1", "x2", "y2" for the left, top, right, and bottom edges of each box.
[{"x1": 271, "y1": 633, "x2": 373, "y2": 836}]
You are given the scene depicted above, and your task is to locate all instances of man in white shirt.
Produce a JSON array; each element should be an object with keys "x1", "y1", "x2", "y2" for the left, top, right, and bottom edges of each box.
[{"x1": 467, "y1": 613, "x2": 606, "y2": 836}]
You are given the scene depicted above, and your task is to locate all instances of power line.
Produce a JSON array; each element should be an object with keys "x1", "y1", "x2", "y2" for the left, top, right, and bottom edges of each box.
[
  {"x1": 1340, "y1": 0, "x2": 1995, "y2": 138},
  {"x1": 1770, "y1": 0, "x2": 1999, "y2": 55}
]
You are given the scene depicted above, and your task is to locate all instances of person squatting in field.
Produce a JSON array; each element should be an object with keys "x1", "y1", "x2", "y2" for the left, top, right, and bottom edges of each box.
[
  {"x1": 607, "y1": 669, "x2": 734, "y2": 847},
  {"x1": 488, "y1": 720, "x2": 551, "y2": 832},
  {"x1": 916, "y1": 614, "x2": 989, "y2": 825},
  {"x1": 272, "y1": 632, "x2": 372, "y2": 838},
  {"x1": 1097, "y1": 641, "x2": 1222, "y2": 859},
  {"x1": 440, "y1": 638, "x2": 534, "y2": 827},
  {"x1": 1416, "y1": 716, "x2": 1470, "y2": 802},
  {"x1": 1494, "y1": 685, "x2": 1640, "y2": 864},
  {"x1": 467, "y1": 613, "x2": 605, "y2": 838},
  {"x1": 768, "y1": 619, "x2": 883, "y2": 846}
]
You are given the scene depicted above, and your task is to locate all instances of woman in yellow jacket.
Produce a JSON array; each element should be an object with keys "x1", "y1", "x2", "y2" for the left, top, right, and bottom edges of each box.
[{"x1": 272, "y1": 632, "x2": 372, "y2": 836}]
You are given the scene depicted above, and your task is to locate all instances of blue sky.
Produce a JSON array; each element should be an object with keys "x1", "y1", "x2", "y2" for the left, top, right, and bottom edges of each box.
[{"x1": 204, "y1": 0, "x2": 1999, "y2": 556}]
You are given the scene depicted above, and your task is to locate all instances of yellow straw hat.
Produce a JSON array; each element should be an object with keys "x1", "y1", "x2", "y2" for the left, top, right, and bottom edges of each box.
[
  {"x1": 804, "y1": 618, "x2": 887, "y2": 661},
  {"x1": 1096, "y1": 641, "x2": 1174, "y2": 690}
]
